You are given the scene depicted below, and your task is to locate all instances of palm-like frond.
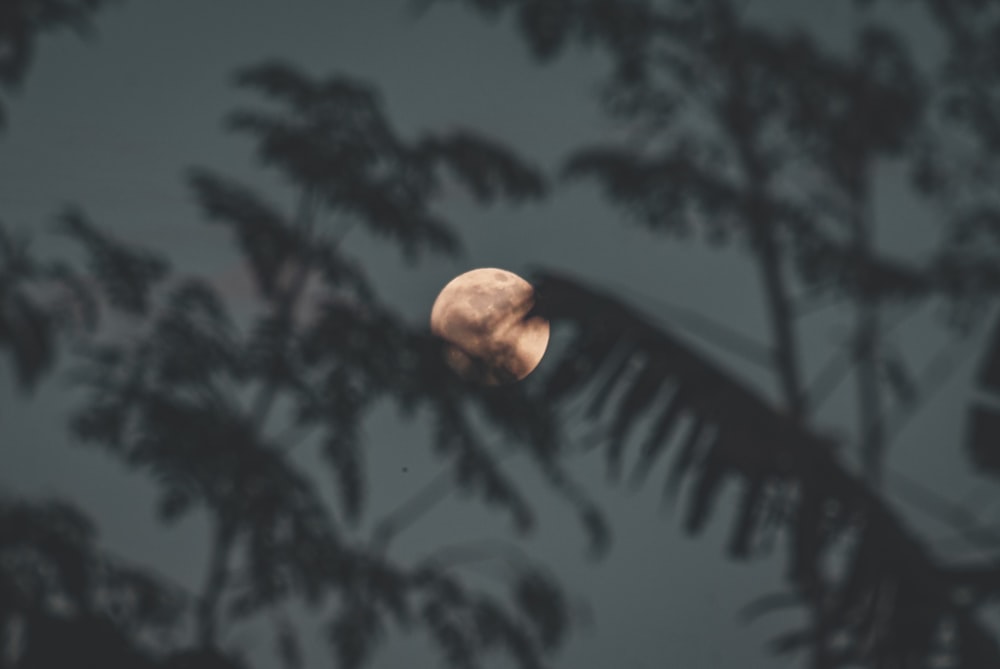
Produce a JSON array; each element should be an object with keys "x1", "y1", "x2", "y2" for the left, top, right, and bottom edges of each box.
[{"x1": 530, "y1": 268, "x2": 1000, "y2": 666}]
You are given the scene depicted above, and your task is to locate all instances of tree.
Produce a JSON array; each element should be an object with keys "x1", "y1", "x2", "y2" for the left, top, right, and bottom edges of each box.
[
  {"x1": 8, "y1": 1, "x2": 1000, "y2": 668},
  {"x1": 1, "y1": 58, "x2": 605, "y2": 669},
  {"x1": 418, "y1": 0, "x2": 1000, "y2": 666}
]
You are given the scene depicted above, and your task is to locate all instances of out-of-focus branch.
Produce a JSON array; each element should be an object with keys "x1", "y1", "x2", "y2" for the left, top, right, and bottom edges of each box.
[{"x1": 197, "y1": 187, "x2": 319, "y2": 649}]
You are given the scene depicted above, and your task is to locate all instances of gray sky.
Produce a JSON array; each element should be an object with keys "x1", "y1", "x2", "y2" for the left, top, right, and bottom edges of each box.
[{"x1": 1, "y1": 1, "x2": 994, "y2": 668}]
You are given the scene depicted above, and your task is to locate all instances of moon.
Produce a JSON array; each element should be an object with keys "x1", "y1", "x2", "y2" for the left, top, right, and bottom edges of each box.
[{"x1": 430, "y1": 268, "x2": 549, "y2": 385}]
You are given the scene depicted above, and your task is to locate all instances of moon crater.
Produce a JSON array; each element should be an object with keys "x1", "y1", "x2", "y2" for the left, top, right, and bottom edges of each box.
[{"x1": 430, "y1": 268, "x2": 549, "y2": 385}]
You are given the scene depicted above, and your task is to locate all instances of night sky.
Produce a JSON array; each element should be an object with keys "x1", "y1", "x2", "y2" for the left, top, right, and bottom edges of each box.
[{"x1": 1, "y1": 2, "x2": 993, "y2": 668}]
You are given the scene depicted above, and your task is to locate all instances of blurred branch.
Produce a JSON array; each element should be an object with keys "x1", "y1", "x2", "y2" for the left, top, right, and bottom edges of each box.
[
  {"x1": 804, "y1": 299, "x2": 928, "y2": 412},
  {"x1": 197, "y1": 187, "x2": 320, "y2": 650},
  {"x1": 888, "y1": 468, "x2": 1000, "y2": 554},
  {"x1": 369, "y1": 466, "x2": 458, "y2": 556},
  {"x1": 416, "y1": 538, "x2": 532, "y2": 575},
  {"x1": 880, "y1": 323, "x2": 985, "y2": 447},
  {"x1": 248, "y1": 188, "x2": 319, "y2": 429}
]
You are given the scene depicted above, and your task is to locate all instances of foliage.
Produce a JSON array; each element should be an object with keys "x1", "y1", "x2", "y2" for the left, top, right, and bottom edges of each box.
[
  {"x1": 428, "y1": 0, "x2": 1000, "y2": 666},
  {"x1": 531, "y1": 269, "x2": 1000, "y2": 666},
  {"x1": 2, "y1": 59, "x2": 600, "y2": 669},
  {"x1": 8, "y1": 1, "x2": 1000, "y2": 668},
  {"x1": 0, "y1": 220, "x2": 95, "y2": 393},
  {"x1": 0, "y1": 0, "x2": 117, "y2": 130},
  {"x1": 0, "y1": 495, "x2": 186, "y2": 667}
]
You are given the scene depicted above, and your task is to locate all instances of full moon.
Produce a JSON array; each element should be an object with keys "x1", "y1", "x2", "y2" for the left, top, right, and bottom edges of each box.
[{"x1": 430, "y1": 268, "x2": 549, "y2": 385}]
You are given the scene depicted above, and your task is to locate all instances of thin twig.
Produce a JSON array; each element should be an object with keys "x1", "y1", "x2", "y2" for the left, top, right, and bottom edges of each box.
[
  {"x1": 369, "y1": 467, "x2": 462, "y2": 556},
  {"x1": 368, "y1": 414, "x2": 602, "y2": 558},
  {"x1": 887, "y1": 468, "x2": 1000, "y2": 553},
  {"x1": 804, "y1": 298, "x2": 928, "y2": 412},
  {"x1": 881, "y1": 327, "x2": 985, "y2": 447}
]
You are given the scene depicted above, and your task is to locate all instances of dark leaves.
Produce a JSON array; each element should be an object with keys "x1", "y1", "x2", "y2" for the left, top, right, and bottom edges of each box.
[
  {"x1": 188, "y1": 170, "x2": 300, "y2": 300},
  {"x1": 0, "y1": 0, "x2": 116, "y2": 131},
  {"x1": 416, "y1": 130, "x2": 547, "y2": 203},
  {"x1": 512, "y1": 570, "x2": 568, "y2": 650},
  {"x1": 48, "y1": 55, "x2": 584, "y2": 669},
  {"x1": 227, "y1": 61, "x2": 461, "y2": 261},
  {"x1": 328, "y1": 595, "x2": 383, "y2": 669},
  {"x1": 531, "y1": 269, "x2": 1000, "y2": 667},
  {"x1": 409, "y1": 566, "x2": 557, "y2": 669},
  {"x1": 562, "y1": 145, "x2": 739, "y2": 239},
  {"x1": 0, "y1": 221, "x2": 97, "y2": 393},
  {"x1": 17, "y1": 614, "x2": 159, "y2": 669},
  {"x1": 56, "y1": 208, "x2": 169, "y2": 316},
  {"x1": 0, "y1": 495, "x2": 187, "y2": 649},
  {"x1": 431, "y1": 403, "x2": 536, "y2": 534},
  {"x1": 322, "y1": 432, "x2": 365, "y2": 525},
  {"x1": 149, "y1": 278, "x2": 242, "y2": 388},
  {"x1": 606, "y1": 360, "x2": 667, "y2": 480},
  {"x1": 221, "y1": 60, "x2": 554, "y2": 265},
  {"x1": 0, "y1": 286, "x2": 56, "y2": 391}
]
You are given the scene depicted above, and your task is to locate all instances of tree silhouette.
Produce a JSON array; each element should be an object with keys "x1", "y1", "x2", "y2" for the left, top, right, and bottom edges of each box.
[
  {"x1": 8, "y1": 1, "x2": 1000, "y2": 668},
  {"x1": 422, "y1": 0, "x2": 1000, "y2": 666},
  {"x1": 2, "y1": 58, "x2": 605, "y2": 668}
]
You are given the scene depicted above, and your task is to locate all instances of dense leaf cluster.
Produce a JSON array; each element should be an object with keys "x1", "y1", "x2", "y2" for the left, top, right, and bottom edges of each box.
[
  {"x1": 532, "y1": 270, "x2": 1000, "y2": 666},
  {"x1": 2, "y1": 60, "x2": 596, "y2": 669}
]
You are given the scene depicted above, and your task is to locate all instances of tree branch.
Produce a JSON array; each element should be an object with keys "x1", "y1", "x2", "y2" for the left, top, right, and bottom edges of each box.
[{"x1": 196, "y1": 186, "x2": 319, "y2": 649}]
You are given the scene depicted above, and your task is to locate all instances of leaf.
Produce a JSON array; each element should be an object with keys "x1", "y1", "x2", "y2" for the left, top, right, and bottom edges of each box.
[
  {"x1": 525, "y1": 268, "x2": 1000, "y2": 666},
  {"x1": 562, "y1": 144, "x2": 740, "y2": 238},
  {"x1": 517, "y1": 0, "x2": 576, "y2": 60},
  {"x1": 187, "y1": 170, "x2": 298, "y2": 300},
  {"x1": 322, "y1": 432, "x2": 365, "y2": 524},
  {"x1": 724, "y1": 477, "x2": 767, "y2": 559},
  {"x1": 55, "y1": 208, "x2": 169, "y2": 316},
  {"x1": 664, "y1": 417, "x2": 707, "y2": 502},
  {"x1": 628, "y1": 386, "x2": 685, "y2": 489},
  {"x1": 0, "y1": 0, "x2": 114, "y2": 133},
  {"x1": 512, "y1": 570, "x2": 568, "y2": 650},
  {"x1": 43, "y1": 260, "x2": 99, "y2": 333},
  {"x1": 541, "y1": 330, "x2": 617, "y2": 401},
  {"x1": 683, "y1": 437, "x2": 731, "y2": 536},
  {"x1": 149, "y1": 278, "x2": 242, "y2": 388},
  {"x1": 606, "y1": 361, "x2": 666, "y2": 480},
  {"x1": 583, "y1": 340, "x2": 635, "y2": 419},
  {"x1": 417, "y1": 130, "x2": 547, "y2": 203},
  {"x1": 0, "y1": 287, "x2": 56, "y2": 391}
]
